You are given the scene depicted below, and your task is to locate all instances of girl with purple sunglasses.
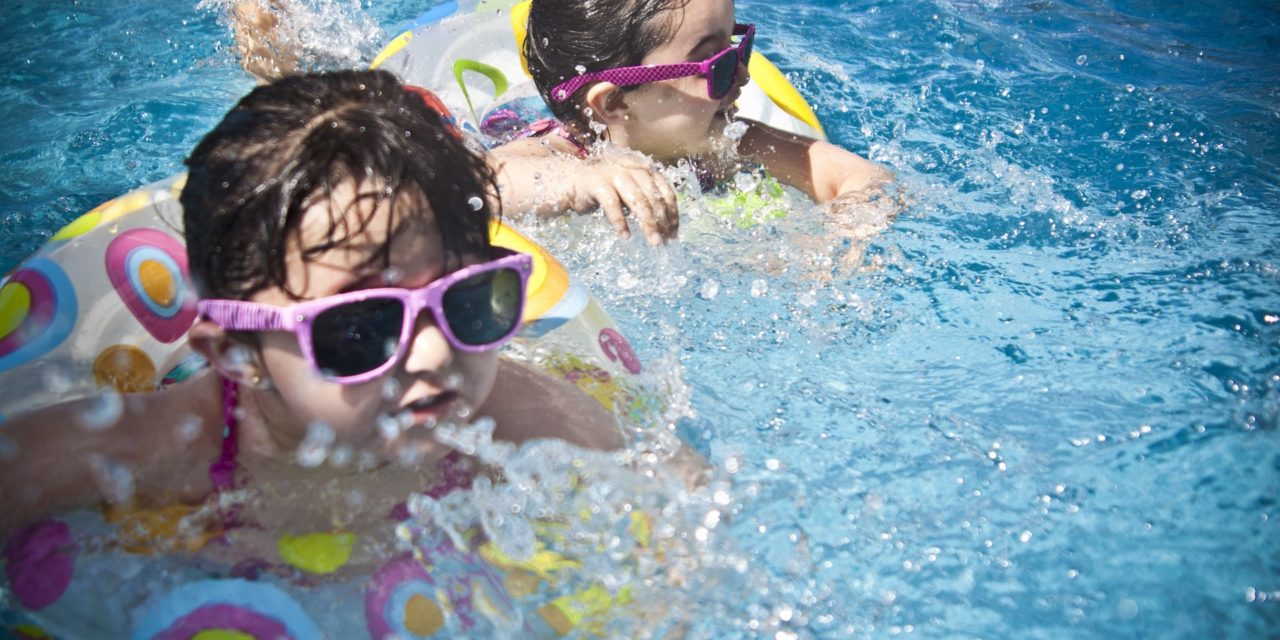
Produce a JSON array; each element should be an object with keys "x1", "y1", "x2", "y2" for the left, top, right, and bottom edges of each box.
[
  {"x1": 0, "y1": 70, "x2": 627, "y2": 549},
  {"x1": 495, "y1": 0, "x2": 894, "y2": 237}
]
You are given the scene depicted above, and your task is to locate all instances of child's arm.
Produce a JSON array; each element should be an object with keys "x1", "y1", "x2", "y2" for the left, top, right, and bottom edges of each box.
[
  {"x1": 485, "y1": 359, "x2": 626, "y2": 452},
  {"x1": 489, "y1": 137, "x2": 679, "y2": 245},
  {"x1": 229, "y1": 0, "x2": 300, "y2": 83},
  {"x1": 738, "y1": 118, "x2": 893, "y2": 204},
  {"x1": 0, "y1": 377, "x2": 223, "y2": 535}
]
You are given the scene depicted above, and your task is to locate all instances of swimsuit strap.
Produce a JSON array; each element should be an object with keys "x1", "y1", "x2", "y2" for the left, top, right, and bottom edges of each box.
[
  {"x1": 515, "y1": 118, "x2": 590, "y2": 158},
  {"x1": 209, "y1": 377, "x2": 239, "y2": 492}
]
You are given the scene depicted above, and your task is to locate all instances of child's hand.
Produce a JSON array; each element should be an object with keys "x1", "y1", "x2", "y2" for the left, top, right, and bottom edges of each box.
[
  {"x1": 489, "y1": 137, "x2": 679, "y2": 244},
  {"x1": 566, "y1": 154, "x2": 679, "y2": 245},
  {"x1": 230, "y1": 0, "x2": 300, "y2": 83}
]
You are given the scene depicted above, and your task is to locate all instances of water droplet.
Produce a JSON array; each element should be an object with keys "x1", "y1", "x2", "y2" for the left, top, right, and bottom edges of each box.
[
  {"x1": 723, "y1": 120, "x2": 749, "y2": 140},
  {"x1": 574, "y1": 64, "x2": 587, "y2": 75},
  {"x1": 174, "y1": 414, "x2": 203, "y2": 444},
  {"x1": 1116, "y1": 598, "x2": 1138, "y2": 619},
  {"x1": 467, "y1": 195, "x2": 484, "y2": 211},
  {"x1": 750, "y1": 279, "x2": 769, "y2": 297},
  {"x1": 1076, "y1": 55, "x2": 1088, "y2": 65},
  {"x1": 80, "y1": 391, "x2": 123, "y2": 431},
  {"x1": 699, "y1": 279, "x2": 720, "y2": 300},
  {"x1": 296, "y1": 421, "x2": 335, "y2": 468},
  {"x1": 330, "y1": 444, "x2": 353, "y2": 468},
  {"x1": 377, "y1": 413, "x2": 401, "y2": 440},
  {"x1": 42, "y1": 364, "x2": 76, "y2": 395},
  {"x1": 381, "y1": 378, "x2": 402, "y2": 401},
  {"x1": 88, "y1": 454, "x2": 135, "y2": 504},
  {"x1": 381, "y1": 265, "x2": 404, "y2": 285}
]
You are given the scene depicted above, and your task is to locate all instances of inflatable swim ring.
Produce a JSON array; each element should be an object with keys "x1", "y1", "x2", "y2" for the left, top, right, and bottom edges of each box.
[{"x1": 370, "y1": 0, "x2": 827, "y2": 142}]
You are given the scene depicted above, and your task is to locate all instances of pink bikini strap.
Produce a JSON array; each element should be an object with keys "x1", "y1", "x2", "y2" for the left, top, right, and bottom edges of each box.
[
  {"x1": 209, "y1": 377, "x2": 239, "y2": 492},
  {"x1": 515, "y1": 118, "x2": 590, "y2": 158}
]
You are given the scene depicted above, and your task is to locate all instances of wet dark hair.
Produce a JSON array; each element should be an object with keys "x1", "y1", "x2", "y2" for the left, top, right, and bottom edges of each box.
[
  {"x1": 181, "y1": 69, "x2": 497, "y2": 301},
  {"x1": 524, "y1": 0, "x2": 689, "y2": 136}
]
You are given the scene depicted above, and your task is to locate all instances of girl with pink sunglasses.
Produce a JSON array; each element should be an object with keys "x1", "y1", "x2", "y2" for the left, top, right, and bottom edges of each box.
[
  {"x1": 494, "y1": 0, "x2": 894, "y2": 240},
  {"x1": 0, "y1": 70, "x2": 627, "y2": 550}
]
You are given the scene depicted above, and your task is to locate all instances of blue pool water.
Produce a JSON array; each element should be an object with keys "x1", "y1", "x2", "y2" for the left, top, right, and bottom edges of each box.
[{"x1": 2, "y1": 0, "x2": 1278, "y2": 637}]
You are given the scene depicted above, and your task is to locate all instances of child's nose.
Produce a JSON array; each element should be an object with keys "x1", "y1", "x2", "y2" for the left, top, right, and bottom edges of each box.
[{"x1": 401, "y1": 310, "x2": 454, "y2": 374}]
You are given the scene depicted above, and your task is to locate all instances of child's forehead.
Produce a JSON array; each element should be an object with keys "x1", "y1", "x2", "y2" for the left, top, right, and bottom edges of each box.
[
  {"x1": 300, "y1": 179, "x2": 433, "y2": 239},
  {"x1": 648, "y1": 0, "x2": 737, "y2": 59},
  {"x1": 292, "y1": 180, "x2": 442, "y2": 266}
]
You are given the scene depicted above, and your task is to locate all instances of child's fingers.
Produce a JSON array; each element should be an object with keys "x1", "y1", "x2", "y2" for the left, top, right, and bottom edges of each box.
[
  {"x1": 650, "y1": 170, "x2": 679, "y2": 239},
  {"x1": 590, "y1": 184, "x2": 632, "y2": 239},
  {"x1": 613, "y1": 174, "x2": 664, "y2": 245}
]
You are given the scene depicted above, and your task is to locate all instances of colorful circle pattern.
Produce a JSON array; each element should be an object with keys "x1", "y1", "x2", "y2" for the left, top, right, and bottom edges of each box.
[
  {"x1": 0, "y1": 258, "x2": 77, "y2": 374},
  {"x1": 365, "y1": 555, "x2": 446, "y2": 639},
  {"x1": 2, "y1": 520, "x2": 76, "y2": 611},
  {"x1": 131, "y1": 580, "x2": 321, "y2": 640},
  {"x1": 105, "y1": 229, "x2": 197, "y2": 344}
]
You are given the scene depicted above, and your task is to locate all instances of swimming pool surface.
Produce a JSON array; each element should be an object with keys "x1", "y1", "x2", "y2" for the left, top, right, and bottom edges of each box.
[{"x1": 1, "y1": 0, "x2": 1277, "y2": 637}]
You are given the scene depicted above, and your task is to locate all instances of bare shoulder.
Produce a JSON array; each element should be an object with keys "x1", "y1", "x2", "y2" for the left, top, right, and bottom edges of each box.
[
  {"x1": 483, "y1": 358, "x2": 625, "y2": 451},
  {"x1": 492, "y1": 133, "x2": 582, "y2": 159}
]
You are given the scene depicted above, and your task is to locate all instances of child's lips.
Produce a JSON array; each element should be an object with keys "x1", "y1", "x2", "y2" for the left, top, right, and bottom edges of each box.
[{"x1": 403, "y1": 391, "x2": 458, "y2": 423}]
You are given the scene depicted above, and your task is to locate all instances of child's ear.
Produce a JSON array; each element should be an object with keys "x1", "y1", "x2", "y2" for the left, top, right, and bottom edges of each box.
[
  {"x1": 584, "y1": 82, "x2": 629, "y2": 126},
  {"x1": 188, "y1": 320, "x2": 263, "y2": 386}
]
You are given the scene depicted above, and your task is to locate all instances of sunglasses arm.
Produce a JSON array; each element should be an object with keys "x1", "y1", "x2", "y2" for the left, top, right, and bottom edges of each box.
[
  {"x1": 197, "y1": 300, "x2": 292, "y2": 333},
  {"x1": 552, "y1": 62, "x2": 704, "y2": 102}
]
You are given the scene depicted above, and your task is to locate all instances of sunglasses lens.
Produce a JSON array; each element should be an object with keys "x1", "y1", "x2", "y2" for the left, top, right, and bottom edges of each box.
[
  {"x1": 442, "y1": 267, "x2": 524, "y2": 347},
  {"x1": 312, "y1": 298, "x2": 405, "y2": 378},
  {"x1": 710, "y1": 53, "x2": 738, "y2": 99}
]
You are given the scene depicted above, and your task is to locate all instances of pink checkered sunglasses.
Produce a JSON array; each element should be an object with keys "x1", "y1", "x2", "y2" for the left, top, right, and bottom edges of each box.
[
  {"x1": 551, "y1": 23, "x2": 755, "y2": 103},
  {"x1": 197, "y1": 249, "x2": 532, "y2": 385}
]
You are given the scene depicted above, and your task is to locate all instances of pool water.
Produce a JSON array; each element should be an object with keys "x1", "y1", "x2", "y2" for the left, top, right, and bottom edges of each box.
[{"x1": 2, "y1": 0, "x2": 1278, "y2": 637}]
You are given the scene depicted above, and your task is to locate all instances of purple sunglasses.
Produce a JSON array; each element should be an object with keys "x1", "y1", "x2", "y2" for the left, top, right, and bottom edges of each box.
[
  {"x1": 550, "y1": 23, "x2": 755, "y2": 103},
  {"x1": 198, "y1": 249, "x2": 532, "y2": 385}
]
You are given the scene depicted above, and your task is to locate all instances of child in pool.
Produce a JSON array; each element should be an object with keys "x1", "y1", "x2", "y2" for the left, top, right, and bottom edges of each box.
[
  {"x1": 498, "y1": 0, "x2": 894, "y2": 231},
  {"x1": 228, "y1": 0, "x2": 682, "y2": 245},
  {"x1": 0, "y1": 70, "x2": 624, "y2": 563}
]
